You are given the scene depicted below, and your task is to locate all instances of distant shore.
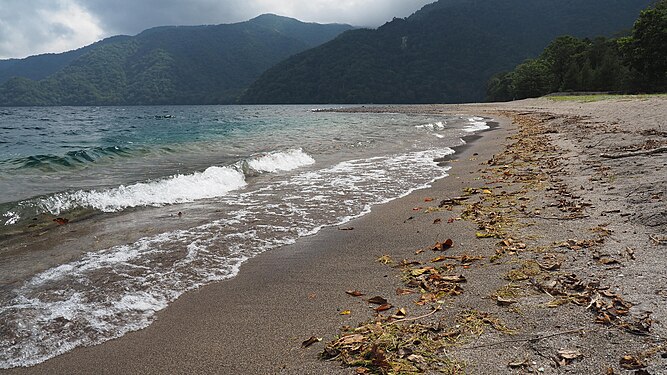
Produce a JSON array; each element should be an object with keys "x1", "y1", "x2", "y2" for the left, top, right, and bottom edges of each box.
[{"x1": 6, "y1": 97, "x2": 666, "y2": 374}]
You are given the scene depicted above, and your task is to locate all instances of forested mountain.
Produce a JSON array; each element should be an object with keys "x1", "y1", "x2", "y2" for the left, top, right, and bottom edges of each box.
[
  {"x1": 0, "y1": 15, "x2": 352, "y2": 106},
  {"x1": 241, "y1": 0, "x2": 651, "y2": 104}
]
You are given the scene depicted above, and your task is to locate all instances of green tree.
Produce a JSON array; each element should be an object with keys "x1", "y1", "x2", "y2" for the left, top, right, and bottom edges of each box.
[
  {"x1": 540, "y1": 36, "x2": 588, "y2": 91},
  {"x1": 619, "y1": 0, "x2": 667, "y2": 91},
  {"x1": 511, "y1": 59, "x2": 554, "y2": 99}
]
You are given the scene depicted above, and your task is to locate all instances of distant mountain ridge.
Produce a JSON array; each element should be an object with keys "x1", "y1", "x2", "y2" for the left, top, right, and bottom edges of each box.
[
  {"x1": 0, "y1": 15, "x2": 352, "y2": 106},
  {"x1": 241, "y1": 0, "x2": 651, "y2": 104}
]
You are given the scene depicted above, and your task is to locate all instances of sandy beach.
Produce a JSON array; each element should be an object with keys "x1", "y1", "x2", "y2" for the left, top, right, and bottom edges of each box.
[{"x1": 5, "y1": 97, "x2": 667, "y2": 374}]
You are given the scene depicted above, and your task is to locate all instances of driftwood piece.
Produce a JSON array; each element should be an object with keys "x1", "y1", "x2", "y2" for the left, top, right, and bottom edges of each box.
[{"x1": 600, "y1": 146, "x2": 667, "y2": 159}]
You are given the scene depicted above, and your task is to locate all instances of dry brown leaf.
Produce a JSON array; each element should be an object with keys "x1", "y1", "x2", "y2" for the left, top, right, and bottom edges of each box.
[
  {"x1": 346, "y1": 290, "x2": 364, "y2": 297},
  {"x1": 53, "y1": 217, "x2": 69, "y2": 225},
  {"x1": 375, "y1": 303, "x2": 393, "y2": 312},
  {"x1": 367, "y1": 296, "x2": 388, "y2": 305},
  {"x1": 396, "y1": 288, "x2": 416, "y2": 295},
  {"x1": 432, "y1": 239, "x2": 454, "y2": 251},
  {"x1": 438, "y1": 275, "x2": 467, "y2": 283},
  {"x1": 334, "y1": 334, "x2": 365, "y2": 346},
  {"x1": 558, "y1": 348, "x2": 582, "y2": 360}
]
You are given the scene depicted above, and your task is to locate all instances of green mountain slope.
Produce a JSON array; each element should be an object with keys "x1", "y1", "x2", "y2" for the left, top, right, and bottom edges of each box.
[
  {"x1": 241, "y1": 0, "x2": 651, "y2": 104},
  {"x1": 0, "y1": 15, "x2": 352, "y2": 106}
]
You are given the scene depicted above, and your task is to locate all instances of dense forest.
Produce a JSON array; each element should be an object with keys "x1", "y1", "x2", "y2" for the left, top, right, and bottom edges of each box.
[
  {"x1": 0, "y1": 15, "x2": 352, "y2": 106},
  {"x1": 240, "y1": 0, "x2": 651, "y2": 104},
  {"x1": 487, "y1": 0, "x2": 667, "y2": 101}
]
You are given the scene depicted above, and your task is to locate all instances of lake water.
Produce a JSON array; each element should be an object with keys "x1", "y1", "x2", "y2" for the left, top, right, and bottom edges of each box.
[{"x1": 0, "y1": 105, "x2": 490, "y2": 368}]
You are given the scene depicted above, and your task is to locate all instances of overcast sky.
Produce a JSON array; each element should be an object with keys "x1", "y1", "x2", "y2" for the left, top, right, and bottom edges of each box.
[{"x1": 0, "y1": 0, "x2": 434, "y2": 59}]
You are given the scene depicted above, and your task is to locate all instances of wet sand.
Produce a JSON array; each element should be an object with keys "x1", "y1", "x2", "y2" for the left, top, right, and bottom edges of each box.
[{"x1": 6, "y1": 97, "x2": 667, "y2": 374}]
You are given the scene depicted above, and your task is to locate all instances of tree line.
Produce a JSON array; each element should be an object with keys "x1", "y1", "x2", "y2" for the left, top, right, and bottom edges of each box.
[{"x1": 487, "y1": 0, "x2": 667, "y2": 101}]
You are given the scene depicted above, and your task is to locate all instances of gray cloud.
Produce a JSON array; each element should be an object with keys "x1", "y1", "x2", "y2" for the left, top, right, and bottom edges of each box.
[
  {"x1": 0, "y1": 0, "x2": 103, "y2": 59},
  {"x1": 0, "y1": 0, "x2": 433, "y2": 59}
]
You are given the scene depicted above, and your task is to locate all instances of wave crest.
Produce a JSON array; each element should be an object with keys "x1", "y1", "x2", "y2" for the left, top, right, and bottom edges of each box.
[{"x1": 246, "y1": 148, "x2": 315, "y2": 173}]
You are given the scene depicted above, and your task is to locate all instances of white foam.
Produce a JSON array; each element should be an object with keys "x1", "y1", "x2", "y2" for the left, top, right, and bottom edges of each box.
[
  {"x1": 247, "y1": 148, "x2": 315, "y2": 173},
  {"x1": 415, "y1": 121, "x2": 445, "y2": 131},
  {"x1": 463, "y1": 117, "x2": 490, "y2": 133},
  {"x1": 38, "y1": 166, "x2": 247, "y2": 214},
  {"x1": 2, "y1": 211, "x2": 19, "y2": 225}
]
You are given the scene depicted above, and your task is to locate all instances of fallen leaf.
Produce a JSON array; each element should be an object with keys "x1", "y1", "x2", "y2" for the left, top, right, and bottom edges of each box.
[
  {"x1": 433, "y1": 218, "x2": 442, "y2": 224},
  {"x1": 412, "y1": 207, "x2": 422, "y2": 211},
  {"x1": 432, "y1": 239, "x2": 454, "y2": 251},
  {"x1": 334, "y1": 334, "x2": 365, "y2": 346},
  {"x1": 301, "y1": 336, "x2": 322, "y2": 348},
  {"x1": 338, "y1": 227, "x2": 354, "y2": 231},
  {"x1": 476, "y1": 232, "x2": 497, "y2": 238},
  {"x1": 53, "y1": 218, "x2": 69, "y2": 225},
  {"x1": 424, "y1": 198, "x2": 434, "y2": 202},
  {"x1": 482, "y1": 189, "x2": 493, "y2": 194},
  {"x1": 439, "y1": 275, "x2": 467, "y2": 283},
  {"x1": 431, "y1": 255, "x2": 447, "y2": 263},
  {"x1": 558, "y1": 348, "x2": 583, "y2": 360},
  {"x1": 396, "y1": 288, "x2": 415, "y2": 295},
  {"x1": 447, "y1": 218, "x2": 455, "y2": 223},
  {"x1": 377, "y1": 255, "x2": 393, "y2": 265},
  {"x1": 411, "y1": 267, "x2": 434, "y2": 276},
  {"x1": 340, "y1": 310, "x2": 351, "y2": 315},
  {"x1": 619, "y1": 355, "x2": 645, "y2": 370},
  {"x1": 367, "y1": 296, "x2": 388, "y2": 305},
  {"x1": 375, "y1": 303, "x2": 393, "y2": 312},
  {"x1": 346, "y1": 290, "x2": 364, "y2": 297},
  {"x1": 391, "y1": 308, "x2": 407, "y2": 319}
]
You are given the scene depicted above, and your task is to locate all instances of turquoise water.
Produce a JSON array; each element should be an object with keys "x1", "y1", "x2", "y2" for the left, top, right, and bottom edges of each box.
[{"x1": 0, "y1": 105, "x2": 490, "y2": 368}]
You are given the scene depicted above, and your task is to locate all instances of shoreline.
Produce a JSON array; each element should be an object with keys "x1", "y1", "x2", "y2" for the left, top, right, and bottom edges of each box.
[{"x1": 5, "y1": 97, "x2": 667, "y2": 374}]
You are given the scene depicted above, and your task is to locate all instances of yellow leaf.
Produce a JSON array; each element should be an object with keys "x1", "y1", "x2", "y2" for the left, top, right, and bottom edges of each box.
[{"x1": 340, "y1": 310, "x2": 351, "y2": 315}]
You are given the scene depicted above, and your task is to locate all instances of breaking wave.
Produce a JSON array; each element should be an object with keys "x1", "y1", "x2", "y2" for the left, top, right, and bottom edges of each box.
[{"x1": 2, "y1": 149, "x2": 316, "y2": 224}]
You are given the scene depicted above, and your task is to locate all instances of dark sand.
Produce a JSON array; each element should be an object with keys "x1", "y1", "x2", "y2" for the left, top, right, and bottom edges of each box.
[{"x1": 5, "y1": 97, "x2": 667, "y2": 374}]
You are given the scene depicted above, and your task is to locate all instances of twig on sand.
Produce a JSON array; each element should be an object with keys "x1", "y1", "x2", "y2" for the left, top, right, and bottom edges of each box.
[
  {"x1": 387, "y1": 306, "x2": 441, "y2": 326},
  {"x1": 600, "y1": 146, "x2": 667, "y2": 159},
  {"x1": 460, "y1": 328, "x2": 586, "y2": 350}
]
